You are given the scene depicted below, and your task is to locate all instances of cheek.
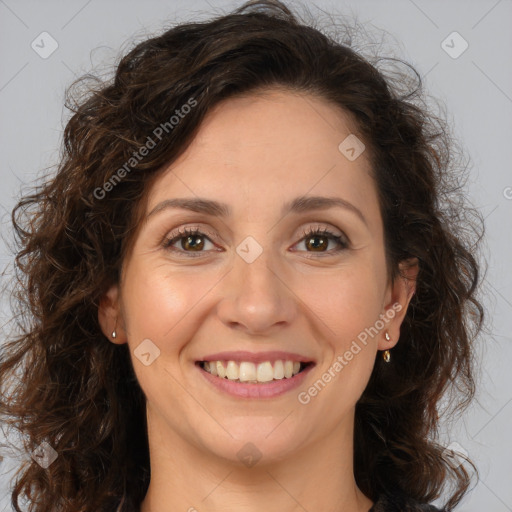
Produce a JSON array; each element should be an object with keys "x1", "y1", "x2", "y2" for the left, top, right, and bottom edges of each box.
[
  {"x1": 298, "y1": 260, "x2": 387, "y2": 344},
  {"x1": 121, "y1": 256, "x2": 221, "y2": 345},
  {"x1": 302, "y1": 272, "x2": 384, "y2": 395}
]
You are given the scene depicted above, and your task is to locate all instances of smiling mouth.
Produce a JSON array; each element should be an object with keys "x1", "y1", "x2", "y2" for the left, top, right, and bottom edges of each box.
[{"x1": 196, "y1": 360, "x2": 314, "y2": 384}]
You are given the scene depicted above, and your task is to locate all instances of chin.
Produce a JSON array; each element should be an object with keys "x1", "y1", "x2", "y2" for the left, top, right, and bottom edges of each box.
[{"x1": 199, "y1": 419, "x2": 304, "y2": 465}]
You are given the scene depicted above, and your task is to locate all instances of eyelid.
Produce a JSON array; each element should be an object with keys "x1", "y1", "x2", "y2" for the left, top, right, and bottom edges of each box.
[
  {"x1": 162, "y1": 225, "x2": 218, "y2": 247},
  {"x1": 298, "y1": 224, "x2": 348, "y2": 242}
]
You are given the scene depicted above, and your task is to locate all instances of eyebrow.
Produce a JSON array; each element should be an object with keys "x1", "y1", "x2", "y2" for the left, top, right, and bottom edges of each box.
[{"x1": 147, "y1": 195, "x2": 368, "y2": 226}]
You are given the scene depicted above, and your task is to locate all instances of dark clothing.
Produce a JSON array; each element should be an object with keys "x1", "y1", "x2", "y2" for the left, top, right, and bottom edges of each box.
[{"x1": 369, "y1": 492, "x2": 445, "y2": 511}]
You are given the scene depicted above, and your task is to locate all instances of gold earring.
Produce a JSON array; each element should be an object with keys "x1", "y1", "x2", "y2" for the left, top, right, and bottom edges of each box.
[{"x1": 383, "y1": 350, "x2": 391, "y2": 363}]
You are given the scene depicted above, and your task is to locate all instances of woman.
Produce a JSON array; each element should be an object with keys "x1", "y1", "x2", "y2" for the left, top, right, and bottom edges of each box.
[{"x1": 0, "y1": 1, "x2": 484, "y2": 511}]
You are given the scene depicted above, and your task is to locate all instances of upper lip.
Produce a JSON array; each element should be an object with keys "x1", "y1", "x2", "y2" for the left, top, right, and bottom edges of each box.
[{"x1": 198, "y1": 351, "x2": 315, "y2": 364}]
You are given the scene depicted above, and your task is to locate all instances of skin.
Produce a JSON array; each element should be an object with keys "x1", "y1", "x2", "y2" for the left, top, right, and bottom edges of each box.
[{"x1": 99, "y1": 88, "x2": 417, "y2": 512}]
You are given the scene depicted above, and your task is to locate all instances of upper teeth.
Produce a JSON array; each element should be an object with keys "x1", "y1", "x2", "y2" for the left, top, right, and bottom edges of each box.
[{"x1": 203, "y1": 360, "x2": 303, "y2": 382}]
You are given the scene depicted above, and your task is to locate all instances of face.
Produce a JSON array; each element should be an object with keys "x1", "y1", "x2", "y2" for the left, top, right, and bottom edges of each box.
[{"x1": 99, "y1": 88, "x2": 415, "y2": 465}]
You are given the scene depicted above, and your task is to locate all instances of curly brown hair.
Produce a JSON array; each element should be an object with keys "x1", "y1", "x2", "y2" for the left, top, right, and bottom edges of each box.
[{"x1": 0, "y1": 1, "x2": 484, "y2": 511}]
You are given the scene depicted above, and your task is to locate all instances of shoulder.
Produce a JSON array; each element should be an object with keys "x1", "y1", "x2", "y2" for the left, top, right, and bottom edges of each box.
[{"x1": 369, "y1": 492, "x2": 445, "y2": 512}]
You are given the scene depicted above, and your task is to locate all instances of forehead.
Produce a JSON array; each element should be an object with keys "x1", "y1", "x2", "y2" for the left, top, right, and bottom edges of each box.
[{"x1": 146, "y1": 89, "x2": 379, "y2": 224}]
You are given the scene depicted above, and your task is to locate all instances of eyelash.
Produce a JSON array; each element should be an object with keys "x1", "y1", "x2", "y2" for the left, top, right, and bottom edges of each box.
[{"x1": 162, "y1": 225, "x2": 349, "y2": 258}]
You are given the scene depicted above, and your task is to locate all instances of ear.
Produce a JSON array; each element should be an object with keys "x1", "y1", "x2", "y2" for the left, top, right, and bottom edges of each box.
[
  {"x1": 98, "y1": 284, "x2": 127, "y2": 345},
  {"x1": 378, "y1": 257, "x2": 419, "y2": 351}
]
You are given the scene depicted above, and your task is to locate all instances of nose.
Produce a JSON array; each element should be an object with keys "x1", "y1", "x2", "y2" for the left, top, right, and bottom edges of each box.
[{"x1": 216, "y1": 244, "x2": 299, "y2": 336}]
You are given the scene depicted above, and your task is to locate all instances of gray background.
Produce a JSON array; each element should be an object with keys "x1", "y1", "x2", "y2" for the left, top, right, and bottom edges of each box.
[{"x1": 0, "y1": 0, "x2": 511, "y2": 510}]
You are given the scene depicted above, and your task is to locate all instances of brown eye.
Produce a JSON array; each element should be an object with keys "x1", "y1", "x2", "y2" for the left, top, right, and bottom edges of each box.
[
  {"x1": 296, "y1": 227, "x2": 349, "y2": 254},
  {"x1": 163, "y1": 227, "x2": 217, "y2": 256},
  {"x1": 180, "y1": 234, "x2": 205, "y2": 251},
  {"x1": 305, "y1": 235, "x2": 327, "y2": 251}
]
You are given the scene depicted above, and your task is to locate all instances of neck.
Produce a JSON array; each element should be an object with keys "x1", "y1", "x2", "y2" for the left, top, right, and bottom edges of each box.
[{"x1": 140, "y1": 405, "x2": 374, "y2": 512}]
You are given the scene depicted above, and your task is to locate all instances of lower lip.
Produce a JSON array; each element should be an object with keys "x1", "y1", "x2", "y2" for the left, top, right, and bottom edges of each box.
[{"x1": 196, "y1": 363, "x2": 315, "y2": 399}]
